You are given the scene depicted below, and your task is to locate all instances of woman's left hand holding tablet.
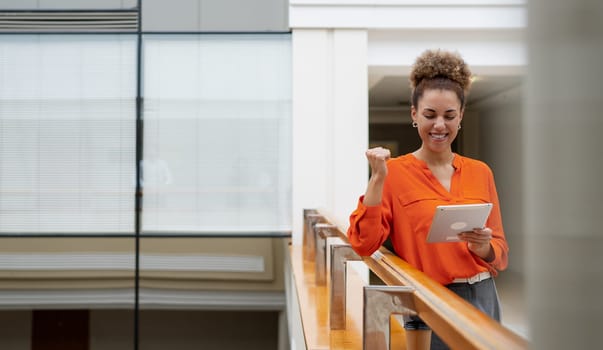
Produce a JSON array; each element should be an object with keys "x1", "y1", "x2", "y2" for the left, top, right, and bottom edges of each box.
[{"x1": 458, "y1": 227, "x2": 494, "y2": 262}]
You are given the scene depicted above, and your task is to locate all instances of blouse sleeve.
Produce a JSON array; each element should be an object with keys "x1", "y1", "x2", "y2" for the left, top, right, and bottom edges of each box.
[
  {"x1": 346, "y1": 178, "x2": 394, "y2": 256},
  {"x1": 484, "y1": 169, "x2": 509, "y2": 271}
]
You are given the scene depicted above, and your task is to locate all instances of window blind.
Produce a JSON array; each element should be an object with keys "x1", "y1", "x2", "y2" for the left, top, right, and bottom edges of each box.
[{"x1": 0, "y1": 35, "x2": 137, "y2": 234}]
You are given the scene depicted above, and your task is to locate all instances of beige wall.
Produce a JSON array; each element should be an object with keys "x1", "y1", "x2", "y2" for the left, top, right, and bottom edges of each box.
[
  {"x1": 472, "y1": 86, "x2": 524, "y2": 277},
  {"x1": 0, "y1": 237, "x2": 285, "y2": 292}
]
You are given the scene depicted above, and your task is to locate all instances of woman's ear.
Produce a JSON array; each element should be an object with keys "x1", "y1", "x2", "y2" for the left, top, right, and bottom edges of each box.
[{"x1": 411, "y1": 105, "x2": 417, "y2": 123}]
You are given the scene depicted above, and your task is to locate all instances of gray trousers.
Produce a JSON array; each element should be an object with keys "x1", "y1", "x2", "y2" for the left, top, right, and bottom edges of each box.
[{"x1": 404, "y1": 278, "x2": 501, "y2": 350}]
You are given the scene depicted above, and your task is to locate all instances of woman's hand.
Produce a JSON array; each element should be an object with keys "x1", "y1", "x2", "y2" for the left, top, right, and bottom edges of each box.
[
  {"x1": 366, "y1": 147, "x2": 391, "y2": 180},
  {"x1": 458, "y1": 227, "x2": 495, "y2": 262},
  {"x1": 362, "y1": 147, "x2": 391, "y2": 206}
]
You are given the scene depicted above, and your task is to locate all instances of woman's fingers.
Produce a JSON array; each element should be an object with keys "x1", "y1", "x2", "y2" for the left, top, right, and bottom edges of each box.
[
  {"x1": 365, "y1": 147, "x2": 391, "y2": 177},
  {"x1": 458, "y1": 227, "x2": 492, "y2": 244},
  {"x1": 365, "y1": 147, "x2": 391, "y2": 161}
]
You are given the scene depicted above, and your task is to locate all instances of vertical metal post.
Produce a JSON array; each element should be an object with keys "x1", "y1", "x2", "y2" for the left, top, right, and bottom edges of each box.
[
  {"x1": 329, "y1": 244, "x2": 361, "y2": 330},
  {"x1": 302, "y1": 209, "x2": 314, "y2": 259},
  {"x1": 303, "y1": 213, "x2": 323, "y2": 261},
  {"x1": 363, "y1": 286, "x2": 416, "y2": 350},
  {"x1": 314, "y1": 223, "x2": 337, "y2": 285}
]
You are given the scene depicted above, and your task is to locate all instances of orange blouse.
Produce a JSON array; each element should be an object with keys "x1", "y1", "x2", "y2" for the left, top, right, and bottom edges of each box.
[{"x1": 347, "y1": 153, "x2": 508, "y2": 285}]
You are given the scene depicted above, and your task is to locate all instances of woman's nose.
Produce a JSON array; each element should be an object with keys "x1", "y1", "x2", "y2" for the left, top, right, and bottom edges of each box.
[{"x1": 434, "y1": 116, "x2": 446, "y2": 128}]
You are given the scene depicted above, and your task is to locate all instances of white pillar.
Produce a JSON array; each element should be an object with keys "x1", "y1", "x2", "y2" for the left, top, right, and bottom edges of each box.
[
  {"x1": 329, "y1": 30, "x2": 369, "y2": 229},
  {"x1": 291, "y1": 29, "x2": 368, "y2": 245},
  {"x1": 525, "y1": 1, "x2": 603, "y2": 348}
]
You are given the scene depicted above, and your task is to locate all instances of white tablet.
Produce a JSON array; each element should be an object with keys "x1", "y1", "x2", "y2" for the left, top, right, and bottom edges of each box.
[{"x1": 426, "y1": 203, "x2": 493, "y2": 243}]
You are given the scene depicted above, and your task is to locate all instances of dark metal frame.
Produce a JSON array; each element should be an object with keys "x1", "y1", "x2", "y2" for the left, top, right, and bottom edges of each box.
[{"x1": 133, "y1": 2, "x2": 143, "y2": 348}]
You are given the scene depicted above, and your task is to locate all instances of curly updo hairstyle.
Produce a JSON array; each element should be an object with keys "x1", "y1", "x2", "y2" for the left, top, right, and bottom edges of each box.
[{"x1": 409, "y1": 49, "x2": 472, "y2": 109}]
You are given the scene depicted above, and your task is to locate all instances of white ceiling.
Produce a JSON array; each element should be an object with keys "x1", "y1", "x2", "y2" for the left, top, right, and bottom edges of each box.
[
  {"x1": 366, "y1": 27, "x2": 525, "y2": 112},
  {"x1": 368, "y1": 73, "x2": 523, "y2": 109}
]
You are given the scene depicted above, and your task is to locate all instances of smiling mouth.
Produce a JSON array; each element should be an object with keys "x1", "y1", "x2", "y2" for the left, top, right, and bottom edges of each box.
[{"x1": 429, "y1": 133, "x2": 448, "y2": 141}]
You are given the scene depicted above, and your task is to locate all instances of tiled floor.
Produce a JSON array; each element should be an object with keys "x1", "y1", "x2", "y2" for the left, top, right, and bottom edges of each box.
[{"x1": 496, "y1": 271, "x2": 530, "y2": 339}]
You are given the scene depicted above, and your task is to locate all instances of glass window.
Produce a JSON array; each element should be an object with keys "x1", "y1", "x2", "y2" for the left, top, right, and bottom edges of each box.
[
  {"x1": 142, "y1": 34, "x2": 291, "y2": 234},
  {"x1": 0, "y1": 35, "x2": 137, "y2": 234}
]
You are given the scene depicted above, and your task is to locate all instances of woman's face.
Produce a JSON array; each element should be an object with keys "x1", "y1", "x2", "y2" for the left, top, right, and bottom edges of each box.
[{"x1": 411, "y1": 88, "x2": 463, "y2": 154}]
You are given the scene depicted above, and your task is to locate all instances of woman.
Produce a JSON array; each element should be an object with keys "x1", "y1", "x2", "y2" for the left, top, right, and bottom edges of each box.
[{"x1": 347, "y1": 49, "x2": 509, "y2": 349}]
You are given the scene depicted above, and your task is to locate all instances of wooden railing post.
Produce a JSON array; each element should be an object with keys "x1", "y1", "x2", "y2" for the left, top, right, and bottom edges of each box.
[
  {"x1": 329, "y1": 244, "x2": 361, "y2": 330},
  {"x1": 314, "y1": 223, "x2": 338, "y2": 285},
  {"x1": 363, "y1": 285, "x2": 417, "y2": 350}
]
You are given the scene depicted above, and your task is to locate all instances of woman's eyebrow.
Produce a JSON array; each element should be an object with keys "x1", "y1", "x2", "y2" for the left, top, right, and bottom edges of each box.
[{"x1": 422, "y1": 107, "x2": 457, "y2": 113}]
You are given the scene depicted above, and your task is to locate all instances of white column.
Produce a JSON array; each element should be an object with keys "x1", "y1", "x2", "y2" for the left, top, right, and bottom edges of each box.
[
  {"x1": 525, "y1": 1, "x2": 603, "y2": 348},
  {"x1": 329, "y1": 30, "x2": 369, "y2": 228},
  {"x1": 292, "y1": 29, "x2": 330, "y2": 246},
  {"x1": 291, "y1": 29, "x2": 368, "y2": 245}
]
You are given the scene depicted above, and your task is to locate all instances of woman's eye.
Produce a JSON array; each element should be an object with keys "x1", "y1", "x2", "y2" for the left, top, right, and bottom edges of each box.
[
  {"x1": 445, "y1": 115, "x2": 456, "y2": 120},
  {"x1": 424, "y1": 115, "x2": 435, "y2": 119}
]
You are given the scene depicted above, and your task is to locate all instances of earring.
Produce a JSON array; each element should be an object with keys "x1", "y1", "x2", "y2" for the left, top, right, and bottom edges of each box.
[
  {"x1": 458, "y1": 124, "x2": 462, "y2": 130},
  {"x1": 412, "y1": 121, "x2": 418, "y2": 128}
]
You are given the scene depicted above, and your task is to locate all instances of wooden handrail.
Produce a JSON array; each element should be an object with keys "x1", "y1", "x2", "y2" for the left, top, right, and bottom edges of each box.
[
  {"x1": 289, "y1": 243, "x2": 406, "y2": 349},
  {"x1": 368, "y1": 249, "x2": 527, "y2": 349},
  {"x1": 311, "y1": 209, "x2": 529, "y2": 350}
]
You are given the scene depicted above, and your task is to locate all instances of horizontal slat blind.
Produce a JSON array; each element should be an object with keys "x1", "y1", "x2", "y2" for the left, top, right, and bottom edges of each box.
[
  {"x1": 0, "y1": 11, "x2": 138, "y2": 32},
  {"x1": 0, "y1": 35, "x2": 137, "y2": 234}
]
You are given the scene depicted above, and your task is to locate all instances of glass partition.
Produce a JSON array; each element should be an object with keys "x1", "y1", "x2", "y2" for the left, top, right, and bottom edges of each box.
[
  {"x1": 0, "y1": 35, "x2": 137, "y2": 235},
  {"x1": 142, "y1": 34, "x2": 292, "y2": 234},
  {"x1": 0, "y1": 32, "x2": 291, "y2": 350},
  {"x1": 0, "y1": 35, "x2": 137, "y2": 350}
]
